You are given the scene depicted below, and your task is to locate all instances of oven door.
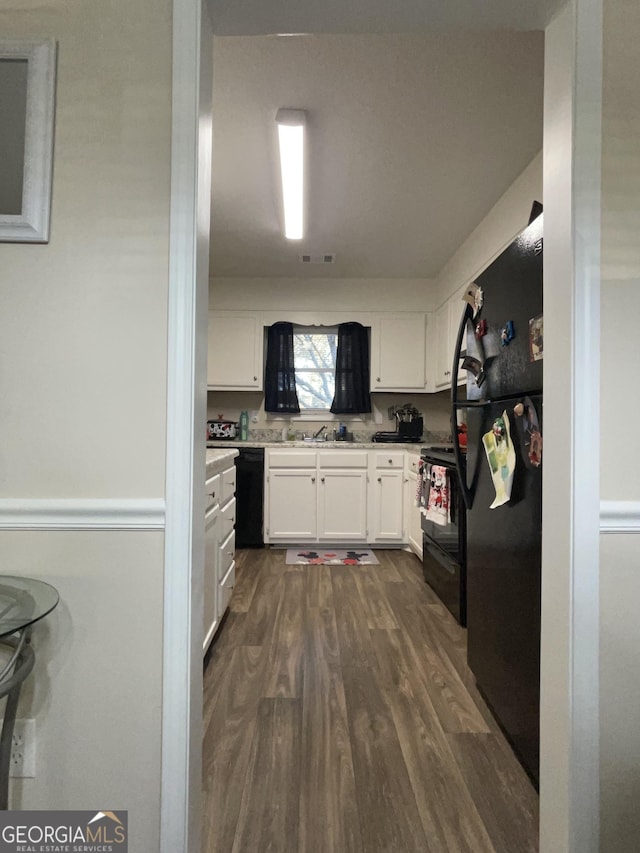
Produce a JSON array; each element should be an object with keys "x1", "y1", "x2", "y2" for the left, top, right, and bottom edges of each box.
[
  {"x1": 422, "y1": 536, "x2": 465, "y2": 625},
  {"x1": 420, "y1": 460, "x2": 462, "y2": 563}
]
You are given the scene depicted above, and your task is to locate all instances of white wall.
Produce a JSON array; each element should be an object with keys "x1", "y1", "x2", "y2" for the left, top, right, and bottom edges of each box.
[
  {"x1": 211, "y1": 276, "x2": 437, "y2": 312},
  {"x1": 599, "y1": 0, "x2": 640, "y2": 848},
  {"x1": 0, "y1": 1, "x2": 172, "y2": 849},
  {"x1": 433, "y1": 151, "x2": 542, "y2": 305},
  {"x1": 0, "y1": 2, "x2": 170, "y2": 499}
]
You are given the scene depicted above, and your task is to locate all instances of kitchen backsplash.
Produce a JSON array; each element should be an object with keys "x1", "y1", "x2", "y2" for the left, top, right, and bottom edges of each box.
[
  {"x1": 207, "y1": 389, "x2": 453, "y2": 442},
  {"x1": 236, "y1": 426, "x2": 451, "y2": 443}
]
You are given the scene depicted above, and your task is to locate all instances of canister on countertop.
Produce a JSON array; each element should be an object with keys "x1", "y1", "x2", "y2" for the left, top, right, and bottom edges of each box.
[{"x1": 239, "y1": 410, "x2": 249, "y2": 441}]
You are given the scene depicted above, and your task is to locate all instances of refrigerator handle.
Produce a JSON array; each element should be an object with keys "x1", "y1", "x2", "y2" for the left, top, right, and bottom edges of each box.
[{"x1": 451, "y1": 302, "x2": 475, "y2": 509}]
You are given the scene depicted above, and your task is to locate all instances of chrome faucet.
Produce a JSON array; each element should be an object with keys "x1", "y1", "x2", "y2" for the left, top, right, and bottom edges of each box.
[{"x1": 313, "y1": 424, "x2": 328, "y2": 439}]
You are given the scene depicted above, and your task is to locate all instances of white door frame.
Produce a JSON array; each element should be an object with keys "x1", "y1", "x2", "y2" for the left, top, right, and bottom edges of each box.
[
  {"x1": 161, "y1": 0, "x2": 212, "y2": 850},
  {"x1": 160, "y1": 1, "x2": 604, "y2": 850},
  {"x1": 540, "y1": 1, "x2": 602, "y2": 850}
]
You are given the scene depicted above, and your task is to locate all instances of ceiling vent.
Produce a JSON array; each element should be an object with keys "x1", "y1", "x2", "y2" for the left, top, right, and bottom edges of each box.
[{"x1": 298, "y1": 253, "x2": 336, "y2": 264}]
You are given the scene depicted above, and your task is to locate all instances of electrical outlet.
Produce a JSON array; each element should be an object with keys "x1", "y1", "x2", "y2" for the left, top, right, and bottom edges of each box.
[{"x1": 9, "y1": 719, "x2": 35, "y2": 778}]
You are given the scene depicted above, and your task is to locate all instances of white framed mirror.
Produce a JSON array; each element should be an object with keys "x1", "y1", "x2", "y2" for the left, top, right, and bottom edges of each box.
[{"x1": 0, "y1": 39, "x2": 56, "y2": 243}]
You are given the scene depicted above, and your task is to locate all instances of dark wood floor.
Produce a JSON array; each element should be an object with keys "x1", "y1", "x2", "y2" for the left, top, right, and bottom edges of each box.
[{"x1": 202, "y1": 549, "x2": 538, "y2": 853}]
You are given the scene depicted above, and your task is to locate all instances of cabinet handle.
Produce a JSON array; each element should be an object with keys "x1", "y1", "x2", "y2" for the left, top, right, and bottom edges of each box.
[
  {"x1": 321, "y1": 477, "x2": 325, "y2": 483},
  {"x1": 377, "y1": 476, "x2": 382, "y2": 482},
  {"x1": 388, "y1": 458, "x2": 393, "y2": 464},
  {"x1": 253, "y1": 376, "x2": 257, "y2": 381},
  {"x1": 376, "y1": 377, "x2": 381, "y2": 382},
  {"x1": 208, "y1": 491, "x2": 216, "y2": 498},
  {"x1": 311, "y1": 476, "x2": 316, "y2": 483}
]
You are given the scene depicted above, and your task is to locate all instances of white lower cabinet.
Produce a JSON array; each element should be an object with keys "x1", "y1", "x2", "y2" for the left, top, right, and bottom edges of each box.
[
  {"x1": 218, "y1": 527, "x2": 236, "y2": 615},
  {"x1": 405, "y1": 454, "x2": 423, "y2": 559},
  {"x1": 204, "y1": 456, "x2": 237, "y2": 655},
  {"x1": 265, "y1": 448, "x2": 412, "y2": 545},
  {"x1": 265, "y1": 449, "x2": 370, "y2": 544},
  {"x1": 370, "y1": 451, "x2": 405, "y2": 543},
  {"x1": 203, "y1": 496, "x2": 219, "y2": 652},
  {"x1": 266, "y1": 469, "x2": 317, "y2": 541},
  {"x1": 318, "y1": 470, "x2": 368, "y2": 541},
  {"x1": 370, "y1": 470, "x2": 405, "y2": 542}
]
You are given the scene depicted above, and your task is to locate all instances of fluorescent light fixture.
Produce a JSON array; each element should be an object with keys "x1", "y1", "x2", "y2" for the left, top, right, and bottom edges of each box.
[{"x1": 276, "y1": 108, "x2": 305, "y2": 240}]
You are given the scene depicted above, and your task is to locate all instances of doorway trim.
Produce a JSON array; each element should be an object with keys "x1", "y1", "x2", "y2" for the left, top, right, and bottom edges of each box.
[
  {"x1": 161, "y1": 0, "x2": 211, "y2": 850},
  {"x1": 540, "y1": 0, "x2": 602, "y2": 850},
  {"x1": 159, "y1": 1, "x2": 605, "y2": 850}
]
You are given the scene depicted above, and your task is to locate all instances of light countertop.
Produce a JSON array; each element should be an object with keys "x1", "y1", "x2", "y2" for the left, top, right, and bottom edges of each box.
[
  {"x1": 206, "y1": 440, "x2": 450, "y2": 451},
  {"x1": 206, "y1": 447, "x2": 238, "y2": 477}
]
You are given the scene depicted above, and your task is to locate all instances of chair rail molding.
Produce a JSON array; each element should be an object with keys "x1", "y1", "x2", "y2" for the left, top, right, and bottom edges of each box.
[
  {"x1": 0, "y1": 498, "x2": 165, "y2": 530},
  {"x1": 600, "y1": 500, "x2": 640, "y2": 534}
]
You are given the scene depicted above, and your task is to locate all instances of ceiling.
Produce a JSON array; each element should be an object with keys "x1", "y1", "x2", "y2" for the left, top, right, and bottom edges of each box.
[{"x1": 209, "y1": 6, "x2": 548, "y2": 280}]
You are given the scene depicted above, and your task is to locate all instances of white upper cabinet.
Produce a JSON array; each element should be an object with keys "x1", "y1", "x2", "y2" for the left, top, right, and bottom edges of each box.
[
  {"x1": 433, "y1": 290, "x2": 466, "y2": 390},
  {"x1": 371, "y1": 314, "x2": 427, "y2": 392},
  {"x1": 434, "y1": 302, "x2": 451, "y2": 389},
  {"x1": 448, "y1": 294, "x2": 467, "y2": 386},
  {"x1": 207, "y1": 311, "x2": 264, "y2": 390}
]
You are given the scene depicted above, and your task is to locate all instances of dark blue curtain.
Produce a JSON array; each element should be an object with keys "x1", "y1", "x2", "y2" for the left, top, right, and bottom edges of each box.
[
  {"x1": 330, "y1": 322, "x2": 371, "y2": 414},
  {"x1": 264, "y1": 322, "x2": 300, "y2": 413}
]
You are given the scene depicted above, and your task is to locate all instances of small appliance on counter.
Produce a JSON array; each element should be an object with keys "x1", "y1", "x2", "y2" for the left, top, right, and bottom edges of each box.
[
  {"x1": 207, "y1": 419, "x2": 237, "y2": 440},
  {"x1": 372, "y1": 404, "x2": 423, "y2": 443}
]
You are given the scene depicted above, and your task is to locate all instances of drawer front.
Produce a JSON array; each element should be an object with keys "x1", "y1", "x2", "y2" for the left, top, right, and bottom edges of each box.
[
  {"x1": 268, "y1": 449, "x2": 317, "y2": 469},
  {"x1": 205, "y1": 473, "x2": 220, "y2": 511},
  {"x1": 219, "y1": 561, "x2": 235, "y2": 613},
  {"x1": 318, "y1": 450, "x2": 368, "y2": 469},
  {"x1": 219, "y1": 530, "x2": 235, "y2": 581},
  {"x1": 375, "y1": 451, "x2": 405, "y2": 469},
  {"x1": 220, "y1": 465, "x2": 237, "y2": 505},
  {"x1": 220, "y1": 496, "x2": 236, "y2": 541}
]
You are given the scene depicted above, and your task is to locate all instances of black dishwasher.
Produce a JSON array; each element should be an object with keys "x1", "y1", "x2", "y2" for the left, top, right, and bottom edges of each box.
[{"x1": 235, "y1": 447, "x2": 264, "y2": 547}]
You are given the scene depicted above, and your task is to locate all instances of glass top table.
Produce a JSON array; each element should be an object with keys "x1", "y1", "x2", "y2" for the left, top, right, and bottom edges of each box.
[
  {"x1": 0, "y1": 576, "x2": 59, "y2": 639},
  {"x1": 0, "y1": 575, "x2": 59, "y2": 809}
]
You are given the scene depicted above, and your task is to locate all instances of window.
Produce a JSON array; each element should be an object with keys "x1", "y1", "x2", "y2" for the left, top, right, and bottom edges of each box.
[
  {"x1": 292, "y1": 326, "x2": 338, "y2": 412},
  {"x1": 264, "y1": 321, "x2": 372, "y2": 416}
]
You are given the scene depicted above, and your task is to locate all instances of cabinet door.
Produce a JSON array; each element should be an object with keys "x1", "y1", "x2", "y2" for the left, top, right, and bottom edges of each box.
[
  {"x1": 434, "y1": 302, "x2": 452, "y2": 389},
  {"x1": 405, "y1": 470, "x2": 423, "y2": 558},
  {"x1": 318, "y1": 470, "x2": 368, "y2": 541},
  {"x1": 266, "y1": 470, "x2": 317, "y2": 541},
  {"x1": 203, "y1": 504, "x2": 219, "y2": 654},
  {"x1": 207, "y1": 312, "x2": 263, "y2": 390},
  {"x1": 448, "y1": 296, "x2": 466, "y2": 386},
  {"x1": 434, "y1": 296, "x2": 466, "y2": 390},
  {"x1": 371, "y1": 314, "x2": 427, "y2": 391},
  {"x1": 370, "y1": 470, "x2": 405, "y2": 542}
]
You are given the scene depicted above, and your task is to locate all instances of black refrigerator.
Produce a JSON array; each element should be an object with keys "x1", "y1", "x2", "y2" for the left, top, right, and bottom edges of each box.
[{"x1": 451, "y1": 211, "x2": 543, "y2": 785}]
